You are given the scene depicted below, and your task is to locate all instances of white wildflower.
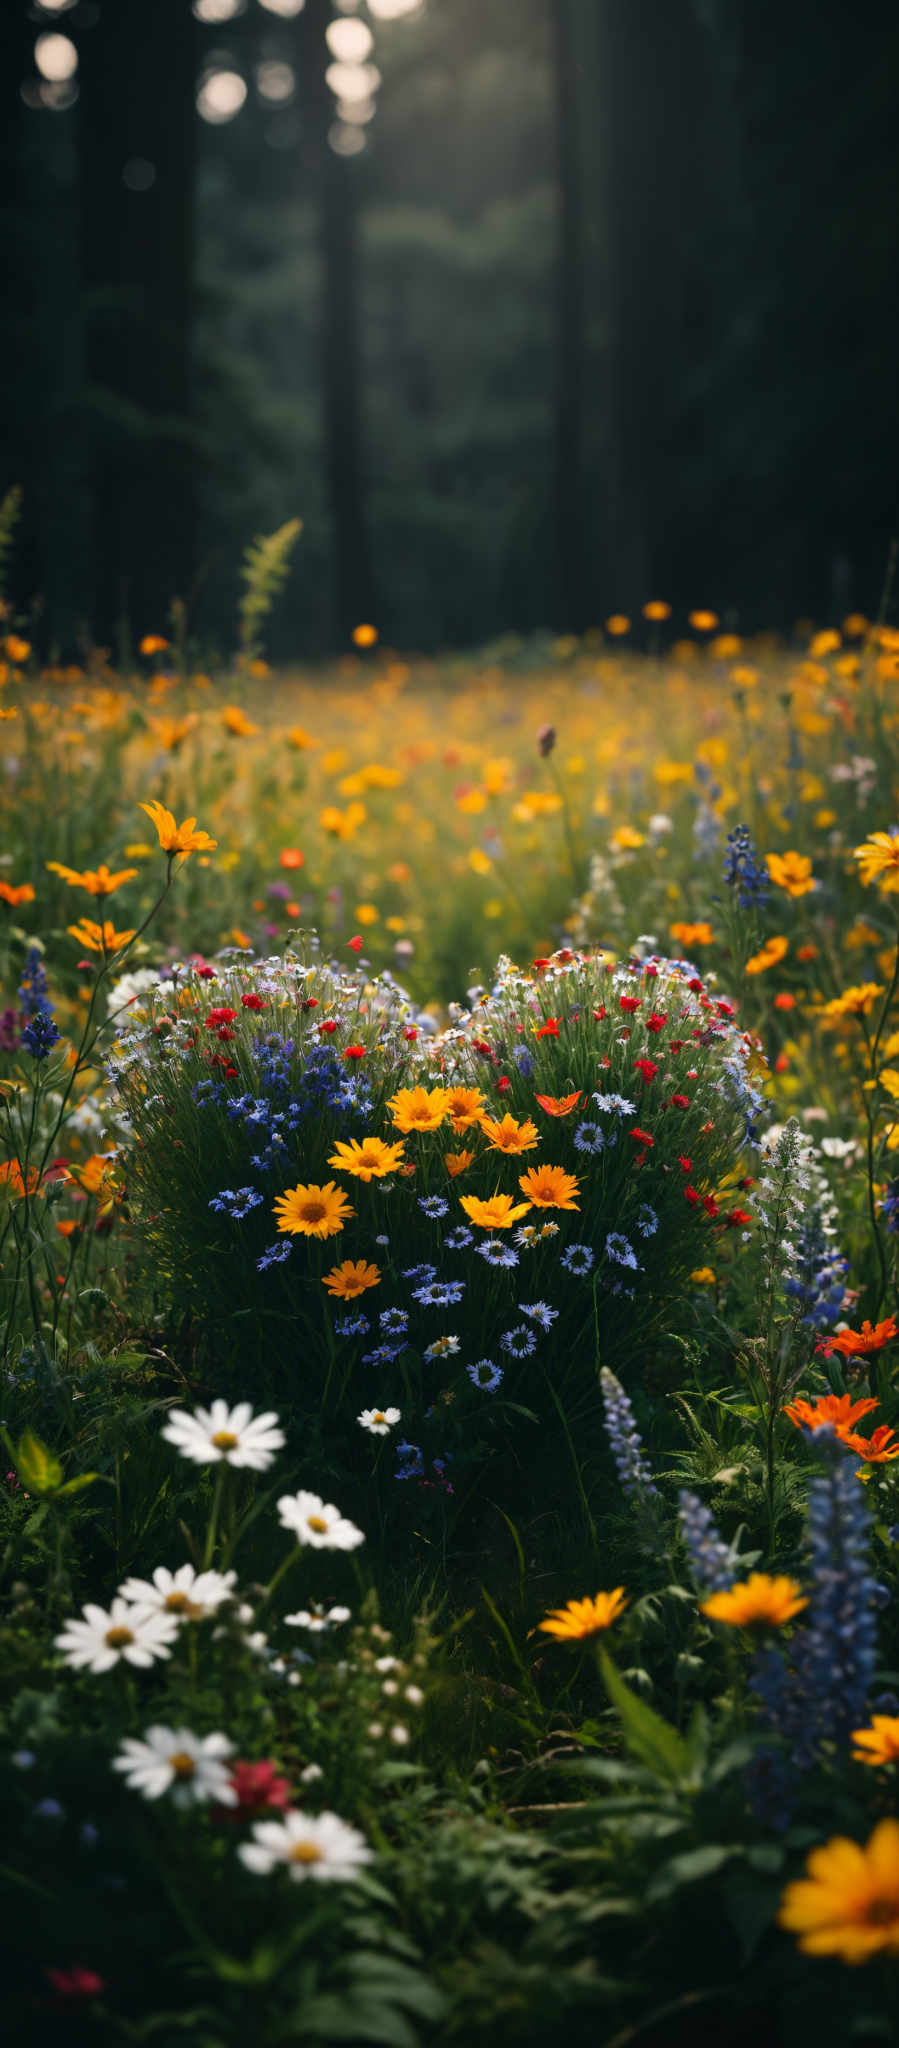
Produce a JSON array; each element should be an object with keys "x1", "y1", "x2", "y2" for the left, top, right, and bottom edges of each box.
[
  {"x1": 113, "y1": 1725, "x2": 235, "y2": 1807},
  {"x1": 55, "y1": 1599, "x2": 179, "y2": 1674},
  {"x1": 238, "y1": 1809, "x2": 372, "y2": 1882},
  {"x1": 161, "y1": 1400, "x2": 285, "y2": 1470},
  {"x1": 277, "y1": 1491, "x2": 364, "y2": 1551}
]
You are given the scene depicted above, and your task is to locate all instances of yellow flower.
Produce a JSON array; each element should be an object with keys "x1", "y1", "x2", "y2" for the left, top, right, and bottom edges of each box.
[
  {"x1": 47, "y1": 861, "x2": 138, "y2": 897},
  {"x1": 854, "y1": 831, "x2": 899, "y2": 892},
  {"x1": 690, "y1": 1267, "x2": 716, "y2": 1284},
  {"x1": 5, "y1": 635, "x2": 31, "y2": 663},
  {"x1": 319, "y1": 803, "x2": 365, "y2": 840},
  {"x1": 387, "y1": 1086, "x2": 449, "y2": 1134},
  {"x1": 539, "y1": 1589, "x2": 628, "y2": 1640},
  {"x1": 669, "y1": 920, "x2": 715, "y2": 946},
  {"x1": 745, "y1": 935, "x2": 789, "y2": 975},
  {"x1": 67, "y1": 919, "x2": 136, "y2": 955},
  {"x1": 689, "y1": 610, "x2": 719, "y2": 631},
  {"x1": 767, "y1": 850, "x2": 816, "y2": 897},
  {"x1": 459, "y1": 1191, "x2": 533, "y2": 1230},
  {"x1": 778, "y1": 1819, "x2": 899, "y2": 1962},
  {"x1": 221, "y1": 706, "x2": 261, "y2": 737},
  {"x1": 322, "y1": 1259, "x2": 381, "y2": 1299},
  {"x1": 851, "y1": 1716, "x2": 899, "y2": 1767},
  {"x1": 148, "y1": 714, "x2": 198, "y2": 751},
  {"x1": 700, "y1": 1573, "x2": 807, "y2": 1629},
  {"x1": 478, "y1": 1112, "x2": 540, "y2": 1154},
  {"x1": 139, "y1": 799, "x2": 217, "y2": 856},
  {"x1": 352, "y1": 623, "x2": 378, "y2": 648},
  {"x1": 821, "y1": 983, "x2": 884, "y2": 1019},
  {"x1": 610, "y1": 825, "x2": 645, "y2": 850},
  {"x1": 468, "y1": 846, "x2": 492, "y2": 875},
  {"x1": 443, "y1": 1086, "x2": 486, "y2": 1131},
  {"x1": 517, "y1": 1163, "x2": 581, "y2": 1210},
  {"x1": 272, "y1": 1181, "x2": 354, "y2": 1238},
  {"x1": 354, "y1": 903, "x2": 379, "y2": 925},
  {"x1": 288, "y1": 726, "x2": 318, "y2": 750},
  {"x1": 139, "y1": 634, "x2": 169, "y2": 656},
  {"x1": 444, "y1": 1149, "x2": 475, "y2": 1177},
  {"x1": 326, "y1": 1136, "x2": 406, "y2": 1182}
]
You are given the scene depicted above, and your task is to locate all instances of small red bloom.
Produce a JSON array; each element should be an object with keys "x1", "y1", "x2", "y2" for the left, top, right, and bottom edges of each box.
[
  {"x1": 669, "y1": 1093, "x2": 690, "y2": 1109},
  {"x1": 593, "y1": 1006, "x2": 607, "y2": 1021},
  {"x1": 342, "y1": 1044, "x2": 366, "y2": 1060},
  {"x1": 348, "y1": 935, "x2": 363, "y2": 952},
  {"x1": 724, "y1": 1208, "x2": 753, "y2": 1228},
  {"x1": 226, "y1": 1758, "x2": 292, "y2": 1817},
  {"x1": 302, "y1": 997, "x2": 319, "y2": 1011},
  {"x1": 205, "y1": 1007, "x2": 238, "y2": 1028},
  {"x1": 537, "y1": 1017, "x2": 560, "y2": 1037},
  {"x1": 404, "y1": 1027, "x2": 418, "y2": 1041},
  {"x1": 716, "y1": 999, "x2": 737, "y2": 1018},
  {"x1": 643, "y1": 962, "x2": 659, "y2": 978},
  {"x1": 619, "y1": 995, "x2": 641, "y2": 1013},
  {"x1": 668, "y1": 1038, "x2": 685, "y2": 1052},
  {"x1": 472, "y1": 1039, "x2": 493, "y2": 1056},
  {"x1": 634, "y1": 1058, "x2": 658, "y2": 1082},
  {"x1": 46, "y1": 1966, "x2": 106, "y2": 2002},
  {"x1": 215, "y1": 1027, "x2": 235, "y2": 1042},
  {"x1": 497, "y1": 1075, "x2": 511, "y2": 1091},
  {"x1": 532, "y1": 957, "x2": 552, "y2": 974},
  {"x1": 319, "y1": 1019, "x2": 338, "y2": 1035},
  {"x1": 678, "y1": 1154, "x2": 692, "y2": 1173},
  {"x1": 196, "y1": 964, "x2": 217, "y2": 980},
  {"x1": 646, "y1": 1012, "x2": 668, "y2": 1033},
  {"x1": 241, "y1": 992, "x2": 266, "y2": 1011},
  {"x1": 688, "y1": 977, "x2": 703, "y2": 992},
  {"x1": 702, "y1": 1194, "x2": 719, "y2": 1217},
  {"x1": 685, "y1": 1185, "x2": 701, "y2": 1205},
  {"x1": 630, "y1": 1127, "x2": 654, "y2": 1146}
]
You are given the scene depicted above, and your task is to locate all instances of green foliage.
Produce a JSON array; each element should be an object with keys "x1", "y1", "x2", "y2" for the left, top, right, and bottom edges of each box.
[{"x1": 237, "y1": 517, "x2": 303, "y2": 664}]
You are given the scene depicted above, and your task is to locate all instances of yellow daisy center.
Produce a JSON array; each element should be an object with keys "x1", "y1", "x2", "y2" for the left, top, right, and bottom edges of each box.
[
  {"x1": 373, "y1": 1413, "x2": 387, "y2": 1425},
  {"x1": 168, "y1": 1752, "x2": 196, "y2": 1779},
  {"x1": 301, "y1": 1201, "x2": 327, "y2": 1224},
  {"x1": 306, "y1": 1515, "x2": 328, "y2": 1533},
  {"x1": 211, "y1": 1430, "x2": 239, "y2": 1450},
  {"x1": 104, "y1": 1626, "x2": 135, "y2": 1648},
  {"x1": 290, "y1": 1840, "x2": 323, "y2": 1864},
  {"x1": 164, "y1": 1591, "x2": 191, "y2": 1612}
]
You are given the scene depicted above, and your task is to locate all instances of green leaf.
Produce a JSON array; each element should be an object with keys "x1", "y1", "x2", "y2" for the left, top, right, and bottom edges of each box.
[
  {"x1": 14, "y1": 1430, "x2": 63, "y2": 1495},
  {"x1": 55, "y1": 1472, "x2": 100, "y2": 1498},
  {"x1": 599, "y1": 1649, "x2": 691, "y2": 1784}
]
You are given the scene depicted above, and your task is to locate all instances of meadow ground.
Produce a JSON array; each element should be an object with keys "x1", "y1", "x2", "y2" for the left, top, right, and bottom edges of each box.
[{"x1": 3, "y1": 610, "x2": 899, "y2": 2045}]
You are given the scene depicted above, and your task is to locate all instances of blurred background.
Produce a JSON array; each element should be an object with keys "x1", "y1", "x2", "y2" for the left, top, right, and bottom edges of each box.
[{"x1": 2, "y1": 0, "x2": 898, "y2": 657}]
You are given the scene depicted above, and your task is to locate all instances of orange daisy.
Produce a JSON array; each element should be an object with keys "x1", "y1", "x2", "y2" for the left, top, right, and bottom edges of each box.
[
  {"x1": 534, "y1": 1091, "x2": 583, "y2": 1117},
  {"x1": 517, "y1": 1164, "x2": 581, "y2": 1210},
  {"x1": 783, "y1": 1393, "x2": 880, "y2": 1434}
]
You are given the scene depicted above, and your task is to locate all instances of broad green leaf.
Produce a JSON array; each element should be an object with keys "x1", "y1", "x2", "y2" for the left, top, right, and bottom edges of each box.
[
  {"x1": 599, "y1": 1649, "x2": 691, "y2": 1783},
  {"x1": 14, "y1": 1430, "x2": 63, "y2": 1495},
  {"x1": 55, "y1": 1472, "x2": 100, "y2": 1497}
]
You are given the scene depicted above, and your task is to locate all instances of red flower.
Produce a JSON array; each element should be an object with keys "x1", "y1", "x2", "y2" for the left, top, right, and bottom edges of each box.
[
  {"x1": 226, "y1": 1758, "x2": 292, "y2": 1817},
  {"x1": 619, "y1": 995, "x2": 641, "y2": 1013},
  {"x1": 685, "y1": 1185, "x2": 700, "y2": 1205},
  {"x1": 472, "y1": 1039, "x2": 493, "y2": 1056},
  {"x1": 319, "y1": 1020, "x2": 338, "y2": 1035},
  {"x1": 46, "y1": 1966, "x2": 106, "y2": 2002},
  {"x1": 678, "y1": 1154, "x2": 692, "y2": 1173},
  {"x1": 205, "y1": 1007, "x2": 237, "y2": 1028},
  {"x1": 687, "y1": 977, "x2": 703, "y2": 992},
  {"x1": 497, "y1": 1075, "x2": 511, "y2": 1091},
  {"x1": 537, "y1": 1017, "x2": 560, "y2": 1038},
  {"x1": 668, "y1": 1038, "x2": 685, "y2": 1052},
  {"x1": 215, "y1": 1027, "x2": 235, "y2": 1042},
  {"x1": 702, "y1": 1194, "x2": 719, "y2": 1217},
  {"x1": 532, "y1": 957, "x2": 552, "y2": 972},
  {"x1": 634, "y1": 1058, "x2": 658, "y2": 1082},
  {"x1": 342, "y1": 1044, "x2": 366, "y2": 1061},
  {"x1": 302, "y1": 997, "x2": 319, "y2": 1011},
  {"x1": 195, "y1": 964, "x2": 217, "y2": 980},
  {"x1": 669, "y1": 1093, "x2": 690, "y2": 1109},
  {"x1": 646, "y1": 1012, "x2": 668, "y2": 1033},
  {"x1": 241, "y1": 993, "x2": 266, "y2": 1011},
  {"x1": 715, "y1": 999, "x2": 737, "y2": 1018},
  {"x1": 348, "y1": 935, "x2": 363, "y2": 952},
  {"x1": 630, "y1": 1127, "x2": 654, "y2": 1146},
  {"x1": 724, "y1": 1208, "x2": 753, "y2": 1228},
  {"x1": 404, "y1": 1027, "x2": 418, "y2": 1041},
  {"x1": 643, "y1": 963, "x2": 659, "y2": 979}
]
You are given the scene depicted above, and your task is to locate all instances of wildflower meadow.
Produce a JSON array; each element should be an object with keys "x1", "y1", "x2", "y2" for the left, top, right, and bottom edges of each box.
[{"x1": 5, "y1": 568, "x2": 899, "y2": 2046}]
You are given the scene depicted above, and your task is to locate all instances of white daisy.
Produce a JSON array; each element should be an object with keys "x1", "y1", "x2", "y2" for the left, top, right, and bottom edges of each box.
[
  {"x1": 276, "y1": 1491, "x2": 364, "y2": 1550},
  {"x1": 117, "y1": 1564, "x2": 237, "y2": 1619},
  {"x1": 161, "y1": 1400, "x2": 285, "y2": 1470},
  {"x1": 113, "y1": 1726, "x2": 236, "y2": 1808},
  {"x1": 284, "y1": 1603, "x2": 352, "y2": 1630},
  {"x1": 55, "y1": 1598, "x2": 179, "y2": 1674},
  {"x1": 238, "y1": 1809, "x2": 372, "y2": 1882},
  {"x1": 357, "y1": 1407, "x2": 401, "y2": 1436}
]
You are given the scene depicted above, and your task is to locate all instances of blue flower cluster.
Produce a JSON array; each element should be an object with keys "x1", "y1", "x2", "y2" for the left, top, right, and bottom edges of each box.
[
  {"x1": 783, "y1": 1207, "x2": 849, "y2": 1330},
  {"x1": 677, "y1": 1489, "x2": 734, "y2": 1590},
  {"x1": 209, "y1": 1186, "x2": 263, "y2": 1220},
  {"x1": 19, "y1": 948, "x2": 60, "y2": 1060},
  {"x1": 723, "y1": 824, "x2": 770, "y2": 909},
  {"x1": 196, "y1": 1034, "x2": 374, "y2": 1175},
  {"x1": 600, "y1": 1369, "x2": 657, "y2": 1499}
]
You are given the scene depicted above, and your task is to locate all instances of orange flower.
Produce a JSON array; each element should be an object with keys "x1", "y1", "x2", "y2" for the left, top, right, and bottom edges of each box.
[
  {"x1": 0, "y1": 1159, "x2": 41, "y2": 1198},
  {"x1": 774, "y1": 992, "x2": 797, "y2": 1010},
  {"x1": 745, "y1": 935, "x2": 789, "y2": 975},
  {"x1": 0, "y1": 881, "x2": 35, "y2": 906},
  {"x1": 68, "y1": 919, "x2": 136, "y2": 955},
  {"x1": 643, "y1": 600, "x2": 671, "y2": 622},
  {"x1": 444, "y1": 1150, "x2": 475, "y2": 1177},
  {"x1": 783, "y1": 1393, "x2": 880, "y2": 1434},
  {"x1": 820, "y1": 1318, "x2": 898, "y2": 1359},
  {"x1": 47, "y1": 861, "x2": 138, "y2": 897},
  {"x1": 605, "y1": 614, "x2": 631, "y2": 636},
  {"x1": 279, "y1": 849, "x2": 305, "y2": 870},
  {"x1": 688, "y1": 610, "x2": 719, "y2": 631},
  {"x1": 221, "y1": 706, "x2": 260, "y2": 737},
  {"x1": 322, "y1": 1259, "x2": 381, "y2": 1299},
  {"x1": 459, "y1": 1192, "x2": 532, "y2": 1230},
  {"x1": 352, "y1": 623, "x2": 378, "y2": 648},
  {"x1": 387, "y1": 1086, "x2": 449, "y2": 1134},
  {"x1": 444, "y1": 1086, "x2": 486, "y2": 1131},
  {"x1": 139, "y1": 800, "x2": 217, "y2": 857},
  {"x1": 535, "y1": 1091, "x2": 583, "y2": 1117},
  {"x1": 840, "y1": 1425, "x2": 899, "y2": 1466},
  {"x1": 517, "y1": 1163, "x2": 580, "y2": 1210},
  {"x1": 767, "y1": 850, "x2": 816, "y2": 898},
  {"x1": 139, "y1": 634, "x2": 169, "y2": 656},
  {"x1": 669, "y1": 921, "x2": 715, "y2": 947},
  {"x1": 478, "y1": 1112, "x2": 539, "y2": 1155}
]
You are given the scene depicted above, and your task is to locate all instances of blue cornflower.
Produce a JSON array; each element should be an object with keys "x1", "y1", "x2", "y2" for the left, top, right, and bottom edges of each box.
[
  {"x1": 635, "y1": 1204, "x2": 659, "y2": 1238},
  {"x1": 467, "y1": 1358, "x2": 503, "y2": 1392},
  {"x1": 209, "y1": 1186, "x2": 263, "y2": 1220},
  {"x1": 573, "y1": 1120, "x2": 607, "y2": 1153},
  {"x1": 520, "y1": 1301, "x2": 558, "y2": 1330},
  {"x1": 500, "y1": 1323, "x2": 537, "y2": 1359},
  {"x1": 256, "y1": 1239, "x2": 294, "y2": 1271},
  {"x1": 560, "y1": 1242, "x2": 594, "y2": 1275},
  {"x1": 18, "y1": 947, "x2": 51, "y2": 1020},
  {"x1": 514, "y1": 1048, "x2": 535, "y2": 1078},
  {"x1": 605, "y1": 1232, "x2": 639, "y2": 1271},
  {"x1": 334, "y1": 1312, "x2": 369, "y2": 1337},
  {"x1": 412, "y1": 1279, "x2": 466, "y2": 1307},
  {"x1": 362, "y1": 1341, "x2": 406, "y2": 1365},
  {"x1": 593, "y1": 1092, "x2": 636, "y2": 1117},
  {"x1": 192, "y1": 1079, "x2": 219, "y2": 1103},
  {"x1": 723, "y1": 824, "x2": 770, "y2": 909},
  {"x1": 445, "y1": 1225, "x2": 474, "y2": 1250},
  {"x1": 476, "y1": 1238, "x2": 519, "y2": 1268},
  {"x1": 21, "y1": 1010, "x2": 60, "y2": 1059},
  {"x1": 379, "y1": 1307, "x2": 409, "y2": 1335},
  {"x1": 395, "y1": 1439, "x2": 424, "y2": 1481},
  {"x1": 402, "y1": 1262, "x2": 437, "y2": 1284},
  {"x1": 600, "y1": 1368, "x2": 658, "y2": 1499},
  {"x1": 418, "y1": 1194, "x2": 449, "y2": 1219},
  {"x1": 677, "y1": 1489, "x2": 733, "y2": 1587}
]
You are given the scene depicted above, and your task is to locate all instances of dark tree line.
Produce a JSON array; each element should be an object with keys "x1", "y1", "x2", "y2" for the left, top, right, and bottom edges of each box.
[{"x1": 3, "y1": 0, "x2": 898, "y2": 652}]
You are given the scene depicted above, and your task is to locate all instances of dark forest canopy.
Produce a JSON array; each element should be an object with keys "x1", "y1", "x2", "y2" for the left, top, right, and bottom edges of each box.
[{"x1": 3, "y1": 0, "x2": 899, "y2": 655}]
